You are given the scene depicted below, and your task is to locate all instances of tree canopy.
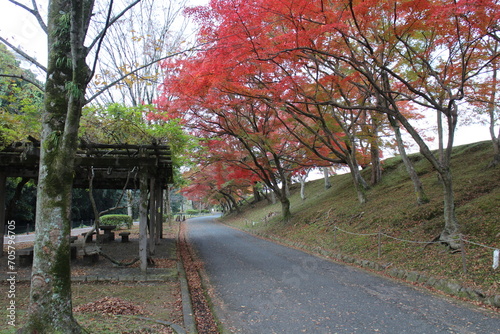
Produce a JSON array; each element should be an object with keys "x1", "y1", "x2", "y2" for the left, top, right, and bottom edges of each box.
[
  {"x1": 155, "y1": 0, "x2": 500, "y2": 247},
  {"x1": 0, "y1": 43, "x2": 43, "y2": 147}
]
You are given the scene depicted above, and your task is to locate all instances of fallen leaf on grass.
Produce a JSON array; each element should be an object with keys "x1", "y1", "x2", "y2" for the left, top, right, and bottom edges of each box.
[{"x1": 74, "y1": 296, "x2": 148, "y2": 316}]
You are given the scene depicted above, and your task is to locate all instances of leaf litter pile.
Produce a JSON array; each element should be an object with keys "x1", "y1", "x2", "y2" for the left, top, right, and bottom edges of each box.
[
  {"x1": 74, "y1": 296, "x2": 148, "y2": 316},
  {"x1": 179, "y1": 222, "x2": 220, "y2": 333}
]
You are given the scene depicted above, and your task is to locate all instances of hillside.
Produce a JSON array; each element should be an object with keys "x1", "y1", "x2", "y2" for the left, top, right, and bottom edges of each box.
[{"x1": 220, "y1": 141, "x2": 500, "y2": 307}]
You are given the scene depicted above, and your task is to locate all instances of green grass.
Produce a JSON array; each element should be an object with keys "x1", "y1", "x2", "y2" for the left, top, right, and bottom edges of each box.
[{"x1": 221, "y1": 141, "x2": 500, "y2": 297}]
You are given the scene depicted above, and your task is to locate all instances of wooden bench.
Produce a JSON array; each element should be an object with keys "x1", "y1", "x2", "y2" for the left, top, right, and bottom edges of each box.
[
  {"x1": 119, "y1": 232, "x2": 131, "y2": 243},
  {"x1": 78, "y1": 245, "x2": 100, "y2": 265},
  {"x1": 17, "y1": 246, "x2": 77, "y2": 264},
  {"x1": 81, "y1": 231, "x2": 96, "y2": 242}
]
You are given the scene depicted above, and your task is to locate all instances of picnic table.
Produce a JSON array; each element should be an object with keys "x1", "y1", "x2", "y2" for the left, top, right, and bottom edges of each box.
[{"x1": 100, "y1": 225, "x2": 116, "y2": 242}]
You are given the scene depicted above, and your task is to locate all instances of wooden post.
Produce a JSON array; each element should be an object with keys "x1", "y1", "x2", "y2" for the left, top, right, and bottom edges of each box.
[
  {"x1": 139, "y1": 169, "x2": 149, "y2": 272},
  {"x1": 156, "y1": 181, "x2": 163, "y2": 241},
  {"x1": 460, "y1": 235, "x2": 467, "y2": 275},
  {"x1": 378, "y1": 231, "x2": 382, "y2": 258},
  {"x1": 149, "y1": 177, "x2": 156, "y2": 255},
  {"x1": 0, "y1": 173, "x2": 6, "y2": 256},
  {"x1": 166, "y1": 185, "x2": 172, "y2": 226}
]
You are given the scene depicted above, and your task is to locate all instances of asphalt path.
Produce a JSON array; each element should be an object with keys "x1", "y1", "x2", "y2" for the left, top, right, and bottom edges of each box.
[{"x1": 186, "y1": 216, "x2": 500, "y2": 334}]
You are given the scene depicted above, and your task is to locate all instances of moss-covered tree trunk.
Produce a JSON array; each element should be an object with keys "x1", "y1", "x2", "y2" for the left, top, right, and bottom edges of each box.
[
  {"x1": 0, "y1": 173, "x2": 5, "y2": 256},
  {"x1": 20, "y1": 1, "x2": 93, "y2": 332}
]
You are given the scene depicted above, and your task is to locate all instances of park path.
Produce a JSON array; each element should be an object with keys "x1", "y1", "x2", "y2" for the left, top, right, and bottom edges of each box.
[
  {"x1": 4, "y1": 226, "x2": 93, "y2": 244},
  {"x1": 186, "y1": 216, "x2": 500, "y2": 334},
  {"x1": 4, "y1": 222, "x2": 141, "y2": 244}
]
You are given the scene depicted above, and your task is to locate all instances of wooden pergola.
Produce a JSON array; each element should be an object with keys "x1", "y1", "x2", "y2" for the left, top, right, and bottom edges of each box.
[{"x1": 0, "y1": 138, "x2": 174, "y2": 271}]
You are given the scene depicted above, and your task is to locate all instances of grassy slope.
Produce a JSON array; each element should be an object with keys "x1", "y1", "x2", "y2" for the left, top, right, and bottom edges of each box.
[{"x1": 221, "y1": 141, "x2": 500, "y2": 298}]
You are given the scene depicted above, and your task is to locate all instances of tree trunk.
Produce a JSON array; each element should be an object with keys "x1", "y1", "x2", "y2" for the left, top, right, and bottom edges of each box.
[
  {"x1": 490, "y1": 131, "x2": 500, "y2": 168},
  {"x1": 393, "y1": 110, "x2": 461, "y2": 248},
  {"x1": 389, "y1": 115, "x2": 429, "y2": 205},
  {"x1": 6, "y1": 178, "x2": 29, "y2": 219},
  {"x1": 439, "y1": 168, "x2": 460, "y2": 249},
  {"x1": 487, "y1": 52, "x2": 499, "y2": 168},
  {"x1": 252, "y1": 182, "x2": 262, "y2": 203},
  {"x1": 269, "y1": 189, "x2": 276, "y2": 204},
  {"x1": 284, "y1": 173, "x2": 291, "y2": 197},
  {"x1": 368, "y1": 118, "x2": 382, "y2": 185},
  {"x1": 22, "y1": 141, "x2": 83, "y2": 333},
  {"x1": 280, "y1": 196, "x2": 291, "y2": 223},
  {"x1": 370, "y1": 140, "x2": 382, "y2": 185},
  {"x1": 323, "y1": 167, "x2": 331, "y2": 189},
  {"x1": 437, "y1": 110, "x2": 444, "y2": 165},
  {"x1": 21, "y1": 0, "x2": 93, "y2": 331},
  {"x1": 299, "y1": 176, "x2": 306, "y2": 201},
  {"x1": 346, "y1": 156, "x2": 369, "y2": 204},
  {"x1": 0, "y1": 173, "x2": 6, "y2": 256},
  {"x1": 127, "y1": 189, "x2": 133, "y2": 218},
  {"x1": 222, "y1": 192, "x2": 240, "y2": 213}
]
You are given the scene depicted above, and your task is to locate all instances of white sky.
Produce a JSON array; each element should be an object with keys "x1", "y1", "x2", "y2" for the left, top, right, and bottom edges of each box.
[
  {"x1": 0, "y1": 0, "x2": 207, "y2": 72},
  {"x1": 0, "y1": 0, "x2": 47, "y2": 76}
]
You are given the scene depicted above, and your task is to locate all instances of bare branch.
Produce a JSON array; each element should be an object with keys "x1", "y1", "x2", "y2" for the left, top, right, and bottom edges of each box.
[
  {"x1": 87, "y1": 0, "x2": 142, "y2": 53},
  {"x1": 0, "y1": 74, "x2": 44, "y2": 91},
  {"x1": 0, "y1": 36, "x2": 47, "y2": 73},
  {"x1": 90, "y1": 0, "x2": 115, "y2": 79},
  {"x1": 85, "y1": 46, "x2": 204, "y2": 105},
  {"x1": 8, "y1": 0, "x2": 47, "y2": 33}
]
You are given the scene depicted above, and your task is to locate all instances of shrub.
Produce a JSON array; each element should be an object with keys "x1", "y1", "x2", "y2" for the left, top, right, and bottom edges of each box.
[
  {"x1": 100, "y1": 214, "x2": 133, "y2": 229},
  {"x1": 186, "y1": 209, "x2": 199, "y2": 215}
]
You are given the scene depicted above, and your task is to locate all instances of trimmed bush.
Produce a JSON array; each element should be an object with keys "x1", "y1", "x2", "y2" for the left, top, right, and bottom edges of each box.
[{"x1": 100, "y1": 214, "x2": 133, "y2": 229}]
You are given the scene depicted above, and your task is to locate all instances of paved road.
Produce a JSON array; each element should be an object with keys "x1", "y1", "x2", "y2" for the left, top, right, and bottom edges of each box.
[{"x1": 186, "y1": 216, "x2": 500, "y2": 334}]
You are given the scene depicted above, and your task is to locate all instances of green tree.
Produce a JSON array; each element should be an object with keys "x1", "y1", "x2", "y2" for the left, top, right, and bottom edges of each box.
[
  {"x1": 80, "y1": 102, "x2": 197, "y2": 183},
  {"x1": 0, "y1": 0, "x2": 201, "y2": 330},
  {"x1": 0, "y1": 43, "x2": 43, "y2": 146},
  {"x1": 18, "y1": 0, "x2": 96, "y2": 331}
]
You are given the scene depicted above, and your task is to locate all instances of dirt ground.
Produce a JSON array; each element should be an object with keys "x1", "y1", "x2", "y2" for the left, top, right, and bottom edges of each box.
[{"x1": 0, "y1": 226, "x2": 184, "y2": 334}]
